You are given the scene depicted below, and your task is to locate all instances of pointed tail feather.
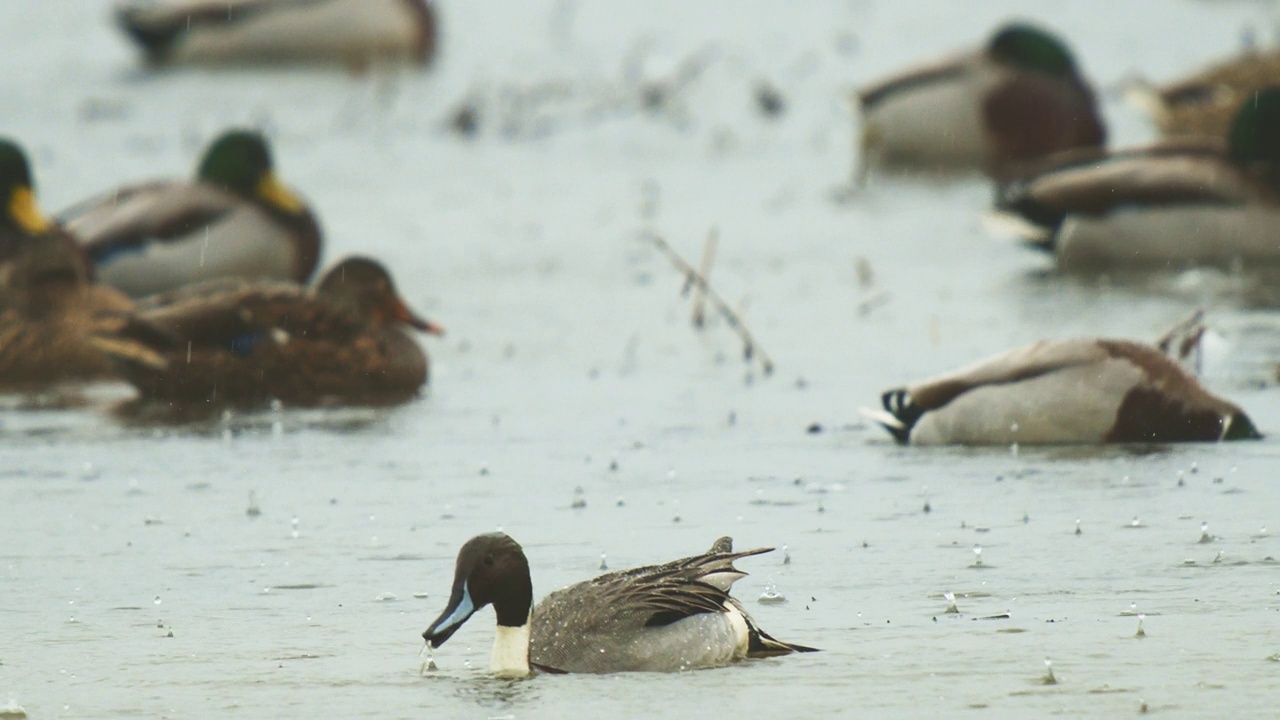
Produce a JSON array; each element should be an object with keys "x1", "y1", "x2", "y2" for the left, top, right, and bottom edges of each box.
[{"x1": 746, "y1": 622, "x2": 819, "y2": 657}]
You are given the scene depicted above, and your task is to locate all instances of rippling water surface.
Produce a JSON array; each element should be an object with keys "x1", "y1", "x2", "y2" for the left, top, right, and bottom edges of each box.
[{"x1": 3, "y1": 1, "x2": 1280, "y2": 717}]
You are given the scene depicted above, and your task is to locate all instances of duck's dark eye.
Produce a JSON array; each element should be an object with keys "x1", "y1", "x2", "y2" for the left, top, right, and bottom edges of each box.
[{"x1": 483, "y1": 554, "x2": 495, "y2": 567}]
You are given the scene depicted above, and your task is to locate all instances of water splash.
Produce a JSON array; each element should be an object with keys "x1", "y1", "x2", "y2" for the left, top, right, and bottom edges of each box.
[
  {"x1": 1041, "y1": 658, "x2": 1057, "y2": 685},
  {"x1": 758, "y1": 581, "x2": 786, "y2": 604},
  {"x1": 1198, "y1": 521, "x2": 1213, "y2": 544},
  {"x1": 419, "y1": 643, "x2": 438, "y2": 675}
]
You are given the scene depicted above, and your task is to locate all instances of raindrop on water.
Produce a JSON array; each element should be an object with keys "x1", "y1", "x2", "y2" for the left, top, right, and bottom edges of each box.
[
  {"x1": 1198, "y1": 522, "x2": 1213, "y2": 544},
  {"x1": 758, "y1": 581, "x2": 786, "y2": 604},
  {"x1": 1041, "y1": 658, "x2": 1057, "y2": 685}
]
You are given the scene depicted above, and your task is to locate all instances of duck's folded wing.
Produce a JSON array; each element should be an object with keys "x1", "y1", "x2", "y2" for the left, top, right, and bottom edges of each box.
[
  {"x1": 906, "y1": 338, "x2": 1110, "y2": 411},
  {"x1": 117, "y1": 283, "x2": 315, "y2": 351},
  {"x1": 115, "y1": 0, "x2": 279, "y2": 59},
  {"x1": 999, "y1": 150, "x2": 1255, "y2": 227},
  {"x1": 858, "y1": 51, "x2": 975, "y2": 110},
  {"x1": 60, "y1": 181, "x2": 238, "y2": 264}
]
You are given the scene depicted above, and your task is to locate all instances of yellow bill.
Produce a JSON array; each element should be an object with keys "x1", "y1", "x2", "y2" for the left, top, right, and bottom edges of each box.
[
  {"x1": 9, "y1": 186, "x2": 51, "y2": 233},
  {"x1": 255, "y1": 171, "x2": 304, "y2": 213}
]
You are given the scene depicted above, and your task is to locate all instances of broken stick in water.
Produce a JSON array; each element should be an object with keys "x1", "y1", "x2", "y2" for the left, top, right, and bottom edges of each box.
[
  {"x1": 691, "y1": 228, "x2": 718, "y2": 328},
  {"x1": 643, "y1": 229, "x2": 775, "y2": 376}
]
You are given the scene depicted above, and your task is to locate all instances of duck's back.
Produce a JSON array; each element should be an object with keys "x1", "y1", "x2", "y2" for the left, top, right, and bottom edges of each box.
[
  {"x1": 64, "y1": 181, "x2": 309, "y2": 298},
  {"x1": 106, "y1": 281, "x2": 426, "y2": 405},
  {"x1": 530, "y1": 577, "x2": 748, "y2": 674}
]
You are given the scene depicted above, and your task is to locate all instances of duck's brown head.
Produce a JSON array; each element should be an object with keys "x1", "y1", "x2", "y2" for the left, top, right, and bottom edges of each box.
[{"x1": 315, "y1": 256, "x2": 444, "y2": 334}]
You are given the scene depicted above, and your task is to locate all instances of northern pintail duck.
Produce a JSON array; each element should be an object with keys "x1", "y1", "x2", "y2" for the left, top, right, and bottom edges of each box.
[
  {"x1": 422, "y1": 533, "x2": 816, "y2": 677},
  {"x1": 115, "y1": 0, "x2": 437, "y2": 68},
  {"x1": 0, "y1": 139, "x2": 54, "y2": 265},
  {"x1": 866, "y1": 338, "x2": 1260, "y2": 446},
  {"x1": 61, "y1": 129, "x2": 321, "y2": 298},
  {"x1": 996, "y1": 88, "x2": 1280, "y2": 272},
  {"x1": 91, "y1": 256, "x2": 442, "y2": 406},
  {"x1": 0, "y1": 236, "x2": 133, "y2": 390},
  {"x1": 856, "y1": 22, "x2": 1105, "y2": 181},
  {"x1": 1131, "y1": 49, "x2": 1280, "y2": 140}
]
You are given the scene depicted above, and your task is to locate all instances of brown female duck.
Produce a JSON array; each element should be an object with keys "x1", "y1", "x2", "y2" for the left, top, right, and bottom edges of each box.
[
  {"x1": 93, "y1": 256, "x2": 442, "y2": 406},
  {"x1": 0, "y1": 236, "x2": 133, "y2": 390},
  {"x1": 1133, "y1": 49, "x2": 1280, "y2": 140}
]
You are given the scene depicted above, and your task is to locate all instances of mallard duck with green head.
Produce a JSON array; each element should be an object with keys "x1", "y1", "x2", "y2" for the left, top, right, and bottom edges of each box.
[
  {"x1": 92, "y1": 256, "x2": 443, "y2": 407},
  {"x1": 115, "y1": 0, "x2": 437, "y2": 68},
  {"x1": 996, "y1": 87, "x2": 1280, "y2": 272},
  {"x1": 856, "y1": 22, "x2": 1105, "y2": 181},
  {"x1": 0, "y1": 138, "x2": 54, "y2": 265},
  {"x1": 61, "y1": 129, "x2": 322, "y2": 298}
]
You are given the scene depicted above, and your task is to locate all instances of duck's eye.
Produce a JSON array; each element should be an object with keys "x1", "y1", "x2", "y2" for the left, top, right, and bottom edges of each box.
[{"x1": 483, "y1": 554, "x2": 495, "y2": 567}]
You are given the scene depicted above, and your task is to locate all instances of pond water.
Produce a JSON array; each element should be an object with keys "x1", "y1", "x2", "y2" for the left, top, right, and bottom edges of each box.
[{"x1": 2, "y1": 1, "x2": 1279, "y2": 717}]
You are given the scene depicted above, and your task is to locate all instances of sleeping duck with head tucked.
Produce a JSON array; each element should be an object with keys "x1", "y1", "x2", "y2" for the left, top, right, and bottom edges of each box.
[
  {"x1": 90, "y1": 256, "x2": 442, "y2": 407},
  {"x1": 60, "y1": 129, "x2": 321, "y2": 298},
  {"x1": 422, "y1": 533, "x2": 817, "y2": 677}
]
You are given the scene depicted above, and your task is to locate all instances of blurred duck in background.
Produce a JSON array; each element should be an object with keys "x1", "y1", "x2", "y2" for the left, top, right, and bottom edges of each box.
[
  {"x1": 1129, "y1": 47, "x2": 1280, "y2": 141},
  {"x1": 60, "y1": 129, "x2": 322, "y2": 299},
  {"x1": 865, "y1": 337, "x2": 1260, "y2": 446},
  {"x1": 115, "y1": 0, "x2": 438, "y2": 69},
  {"x1": 994, "y1": 88, "x2": 1280, "y2": 272},
  {"x1": 0, "y1": 236, "x2": 133, "y2": 391},
  {"x1": 855, "y1": 22, "x2": 1105, "y2": 182},
  {"x1": 91, "y1": 256, "x2": 443, "y2": 407},
  {"x1": 0, "y1": 139, "x2": 55, "y2": 266}
]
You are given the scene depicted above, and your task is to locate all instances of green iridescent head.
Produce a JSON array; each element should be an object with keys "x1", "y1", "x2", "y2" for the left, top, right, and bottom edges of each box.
[
  {"x1": 987, "y1": 23, "x2": 1078, "y2": 79},
  {"x1": 197, "y1": 129, "x2": 303, "y2": 213},
  {"x1": 1227, "y1": 88, "x2": 1280, "y2": 171}
]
